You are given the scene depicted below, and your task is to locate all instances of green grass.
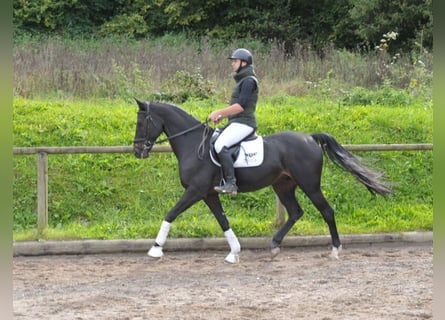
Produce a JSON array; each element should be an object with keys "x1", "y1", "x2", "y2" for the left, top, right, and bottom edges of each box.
[{"x1": 13, "y1": 94, "x2": 432, "y2": 241}]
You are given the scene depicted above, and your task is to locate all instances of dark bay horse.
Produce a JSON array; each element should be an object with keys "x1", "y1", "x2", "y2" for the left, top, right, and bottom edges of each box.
[{"x1": 133, "y1": 99, "x2": 392, "y2": 263}]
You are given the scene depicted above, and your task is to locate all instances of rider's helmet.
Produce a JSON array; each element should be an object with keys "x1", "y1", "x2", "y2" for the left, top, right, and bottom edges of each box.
[{"x1": 228, "y1": 48, "x2": 253, "y2": 65}]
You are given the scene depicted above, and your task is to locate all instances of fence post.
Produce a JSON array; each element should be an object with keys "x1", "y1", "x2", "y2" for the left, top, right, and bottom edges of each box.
[{"x1": 37, "y1": 151, "x2": 48, "y2": 234}]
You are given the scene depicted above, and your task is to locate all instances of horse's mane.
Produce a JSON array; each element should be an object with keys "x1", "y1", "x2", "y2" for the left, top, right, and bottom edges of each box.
[{"x1": 151, "y1": 101, "x2": 201, "y2": 125}]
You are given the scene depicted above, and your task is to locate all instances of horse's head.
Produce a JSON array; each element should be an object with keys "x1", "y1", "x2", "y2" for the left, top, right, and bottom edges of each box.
[{"x1": 133, "y1": 99, "x2": 164, "y2": 159}]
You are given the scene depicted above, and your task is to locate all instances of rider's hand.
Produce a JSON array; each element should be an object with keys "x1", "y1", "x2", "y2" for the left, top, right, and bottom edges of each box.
[{"x1": 208, "y1": 111, "x2": 223, "y2": 123}]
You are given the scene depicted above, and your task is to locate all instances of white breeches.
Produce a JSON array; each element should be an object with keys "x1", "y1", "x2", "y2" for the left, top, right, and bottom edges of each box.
[{"x1": 214, "y1": 122, "x2": 254, "y2": 154}]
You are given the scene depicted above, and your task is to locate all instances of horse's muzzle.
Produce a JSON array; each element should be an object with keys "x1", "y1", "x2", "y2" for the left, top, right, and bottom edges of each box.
[{"x1": 133, "y1": 143, "x2": 150, "y2": 159}]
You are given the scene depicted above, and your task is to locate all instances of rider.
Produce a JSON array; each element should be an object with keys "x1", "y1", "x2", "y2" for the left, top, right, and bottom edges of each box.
[{"x1": 208, "y1": 48, "x2": 259, "y2": 195}]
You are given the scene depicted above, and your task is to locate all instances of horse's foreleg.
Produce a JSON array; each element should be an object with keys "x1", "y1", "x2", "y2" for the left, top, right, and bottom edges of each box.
[
  {"x1": 148, "y1": 220, "x2": 171, "y2": 258},
  {"x1": 148, "y1": 188, "x2": 203, "y2": 259},
  {"x1": 204, "y1": 194, "x2": 240, "y2": 263}
]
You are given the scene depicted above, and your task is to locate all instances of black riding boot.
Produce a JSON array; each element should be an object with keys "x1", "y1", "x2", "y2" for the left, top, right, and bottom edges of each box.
[{"x1": 214, "y1": 147, "x2": 238, "y2": 195}]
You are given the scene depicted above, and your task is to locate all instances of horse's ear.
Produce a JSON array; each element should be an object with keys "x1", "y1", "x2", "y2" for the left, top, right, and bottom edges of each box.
[{"x1": 134, "y1": 98, "x2": 146, "y2": 111}]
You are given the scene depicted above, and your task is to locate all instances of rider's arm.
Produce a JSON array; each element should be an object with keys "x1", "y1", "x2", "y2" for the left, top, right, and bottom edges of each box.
[
  {"x1": 208, "y1": 78, "x2": 256, "y2": 123},
  {"x1": 208, "y1": 104, "x2": 243, "y2": 123}
]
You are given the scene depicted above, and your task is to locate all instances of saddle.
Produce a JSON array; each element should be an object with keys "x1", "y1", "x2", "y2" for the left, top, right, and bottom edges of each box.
[{"x1": 210, "y1": 128, "x2": 264, "y2": 168}]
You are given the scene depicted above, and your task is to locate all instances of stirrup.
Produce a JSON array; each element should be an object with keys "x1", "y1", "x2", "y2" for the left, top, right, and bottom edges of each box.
[{"x1": 214, "y1": 182, "x2": 238, "y2": 195}]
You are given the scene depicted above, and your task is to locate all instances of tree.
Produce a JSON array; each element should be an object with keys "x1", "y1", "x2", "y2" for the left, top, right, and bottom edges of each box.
[
  {"x1": 13, "y1": 0, "x2": 432, "y2": 53},
  {"x1": 342, "y1": 0, "x2": 432, "y2": 52},
  {"x1": 14, "y1": 0, "x2": 119, "y2": 36}
]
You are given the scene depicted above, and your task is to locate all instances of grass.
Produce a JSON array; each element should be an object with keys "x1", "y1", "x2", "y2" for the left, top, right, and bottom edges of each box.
[{"x1": 13, "y1": 94, "x2": 432, "y2": 241}]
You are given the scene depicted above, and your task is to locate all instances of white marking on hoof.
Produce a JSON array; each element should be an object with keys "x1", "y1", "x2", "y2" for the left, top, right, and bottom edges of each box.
[
  {"x1": 148, "y1": 245, "x2": 163, "y2": 258},
  {"x1": 330, "y1": 245, "x2": 342, "y2": 260},
  {"x1": 271, "y1": 247, "x2": 281, "y2": 258},
  {"x1": 224, "y1": 252, "x2": 240, "y2": 264}
]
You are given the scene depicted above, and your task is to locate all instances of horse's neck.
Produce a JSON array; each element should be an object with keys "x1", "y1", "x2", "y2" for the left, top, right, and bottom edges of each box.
[
  {"x1": 159, "y1": 106, "x2": 204, "y2": 157},
  {"x1": 163, "y1": 115, "x2": 200, "y2": 138},
  {"x1": 166, "y1": 125, "x2": 208, "y2": 164}
]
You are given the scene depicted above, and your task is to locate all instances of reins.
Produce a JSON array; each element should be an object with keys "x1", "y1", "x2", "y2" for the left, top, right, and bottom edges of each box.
[
  {"x1": 157, "y1": 120, "x2": 211, "y2": 160},
  {"x1": 197, "y1": 121, "x2": 211, "y2": 160},
  {"x1": 155, "y1": 122, "x2": 206, "y2": 145}
]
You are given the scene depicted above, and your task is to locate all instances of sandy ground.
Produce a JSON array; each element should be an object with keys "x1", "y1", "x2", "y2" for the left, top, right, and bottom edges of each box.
[{"x1": 13, "y1": 244, "x2": 432, "y2": 320}]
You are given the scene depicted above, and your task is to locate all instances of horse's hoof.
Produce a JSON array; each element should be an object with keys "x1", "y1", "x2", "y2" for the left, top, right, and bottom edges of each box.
[
  {"x1": 224, "y1": 252, "x2": 240, "y2": 264},
  {"x1": 330, "y1": 245, "x2": 342, "y2": 260},
  {"x1": 271, "y1": 246, "x2": 281, "y2": 258},
  {"x1": 148, "y1": 245, "x2": 164, "y2": 258}
]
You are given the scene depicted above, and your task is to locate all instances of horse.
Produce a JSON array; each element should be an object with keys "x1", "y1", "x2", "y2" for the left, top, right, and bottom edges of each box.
[{"x1": 132, "y1": 99, "x2": 393, "y2": 263}]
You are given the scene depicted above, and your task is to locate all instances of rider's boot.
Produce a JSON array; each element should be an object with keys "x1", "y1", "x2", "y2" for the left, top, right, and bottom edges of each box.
[{"x1": 214, "y1": 147, "x2": 238, "y2": 195}]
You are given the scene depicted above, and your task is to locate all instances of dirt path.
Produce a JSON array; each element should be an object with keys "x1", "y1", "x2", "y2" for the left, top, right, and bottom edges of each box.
[{"x1": 13, "y1": 244, "x2": 432, "y2": 320}]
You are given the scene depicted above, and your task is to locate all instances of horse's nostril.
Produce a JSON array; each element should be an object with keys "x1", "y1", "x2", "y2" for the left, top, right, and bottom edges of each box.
[{"x1": 133, "y1": 147, "x2": 141, "y2": 158}]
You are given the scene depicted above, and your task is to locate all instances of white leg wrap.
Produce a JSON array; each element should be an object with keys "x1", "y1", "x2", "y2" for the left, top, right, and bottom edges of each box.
[
  {"x1": 148, "y1": 245, "x2": 164, "y2": 258},
  {"x1": 225, "y1": 252, "x2": 240, "y2": 264},
  {"x1": 148, "y1": 221, "x2": 171, "y2": 258},
  {"x1": 155, "y1": 220, "x2": 171, "y2": 247},
  {"x1": 224, "y1": 229, "x2": 241, "y2": 254},
  {"x1": 224, "y1": 229, "x2": 240, "y2": 264}
]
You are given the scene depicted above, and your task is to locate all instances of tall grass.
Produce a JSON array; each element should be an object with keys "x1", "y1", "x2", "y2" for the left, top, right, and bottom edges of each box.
[{"x1": 13, "y1": 36, "x2": 432, "y2": 102}]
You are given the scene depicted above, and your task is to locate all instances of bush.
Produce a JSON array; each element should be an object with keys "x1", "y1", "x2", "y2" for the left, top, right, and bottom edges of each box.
[
  {"x1": 342, "y1": 84, "x2": 414, "y2": 107},
  {"x1": 156, "y1": 68, "x2": 216, "y2": 103}
]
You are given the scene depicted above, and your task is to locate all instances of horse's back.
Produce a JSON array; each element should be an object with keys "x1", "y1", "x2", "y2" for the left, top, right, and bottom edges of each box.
[
  {"x1": 264, "y1": 131, "x2": 320, "y2": 153},
  {"x1": 261, "y1": 130, "x2": 324, "y2": 170}
]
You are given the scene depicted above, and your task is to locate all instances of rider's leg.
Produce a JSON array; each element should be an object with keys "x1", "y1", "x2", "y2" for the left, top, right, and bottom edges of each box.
[
  {"x1": 214, "y1": 146, "x2": 238, "y2": 194},
  {"x1": 214, "y1": 123, "x2": 254, "y2": 195}
]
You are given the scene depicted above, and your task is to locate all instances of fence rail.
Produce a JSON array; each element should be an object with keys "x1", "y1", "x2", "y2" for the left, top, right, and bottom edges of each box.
[
  {"x1": 13, "y1": 143, "x2": 433, "y2": 155},
  {"x1": 13, "y1": 143, "x2": 433, "y2": 234}
]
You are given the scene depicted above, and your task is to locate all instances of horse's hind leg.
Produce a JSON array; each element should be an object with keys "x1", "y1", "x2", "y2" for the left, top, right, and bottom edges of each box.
[
  {"x1": 304, "y1": 189, "x2": 342, "y2": 259},
  {"x1": 271, "y1": 182, "x2": 304, "y2": 257}
]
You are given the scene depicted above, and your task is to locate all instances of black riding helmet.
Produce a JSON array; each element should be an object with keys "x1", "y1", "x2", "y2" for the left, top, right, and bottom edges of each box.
[{"x1": 228, "y1": 48, "x2": 253, "y2": 65}]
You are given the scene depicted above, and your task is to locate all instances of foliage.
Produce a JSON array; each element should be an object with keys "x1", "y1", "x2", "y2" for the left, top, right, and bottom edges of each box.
[
  {"x1": 13, "y1": 0, "x2": 432, "y2": 53},
  {"x1": 13, "y1": 95, "x2": 432, "y2": 240},
  {"x1": 158, "y1": 68, "x2": 216, "y2": 103},
  {"x1": 13, "y1": 0, "x2": 115, "y2": 36},
  {"x1": 99, "y1": 13, "x2": 148, "y2": 38},
  {"x1": 346, "y1": 0, "x2": 433, "y2": 53},
  {"x1": 97, "y1": 0, "x2": 153, "y2": 38},
  {"x1": 342, "y1": 84, "x2": 414, "y2": 107}
]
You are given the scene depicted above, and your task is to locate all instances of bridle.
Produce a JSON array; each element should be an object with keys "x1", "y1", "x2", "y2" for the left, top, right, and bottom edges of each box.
[{"x1": 133, "y1": 102, "x2": 209, "y2": 157}]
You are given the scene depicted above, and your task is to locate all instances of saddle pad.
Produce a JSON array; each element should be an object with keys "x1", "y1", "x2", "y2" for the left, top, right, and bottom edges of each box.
[{"x1": 210, "y1": 136, "x2": 264, "y2": 168}]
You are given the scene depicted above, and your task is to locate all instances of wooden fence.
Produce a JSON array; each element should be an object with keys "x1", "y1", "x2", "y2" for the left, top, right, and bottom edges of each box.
[{"x1": 13, "y1": 143, "x2": 433, "y2": 234}]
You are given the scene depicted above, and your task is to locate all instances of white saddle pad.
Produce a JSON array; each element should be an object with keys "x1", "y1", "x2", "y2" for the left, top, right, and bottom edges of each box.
[{"x1": 210, "y1": 136, "x2": 264, "y2": 168}]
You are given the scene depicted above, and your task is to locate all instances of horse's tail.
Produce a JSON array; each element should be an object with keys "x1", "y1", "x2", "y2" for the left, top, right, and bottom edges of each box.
[{"x1": 311, "y1": 133, "x2": 393, "y2": 197}]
